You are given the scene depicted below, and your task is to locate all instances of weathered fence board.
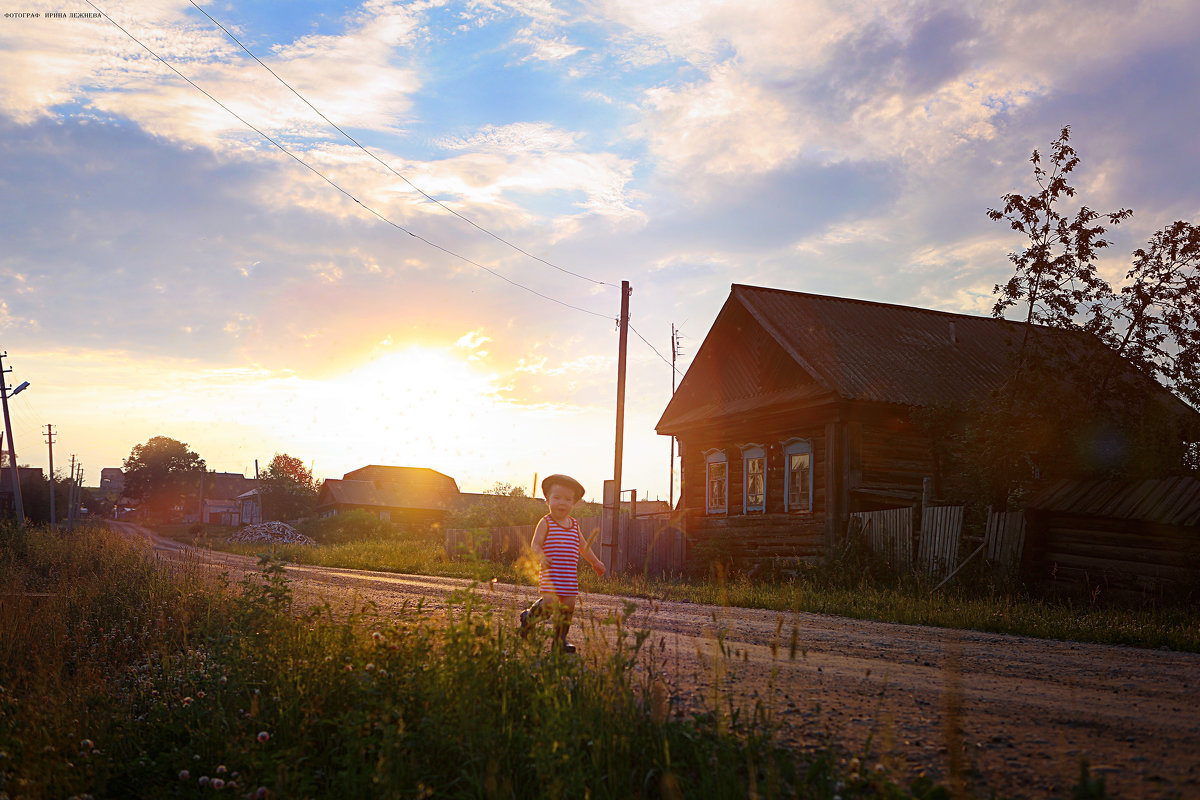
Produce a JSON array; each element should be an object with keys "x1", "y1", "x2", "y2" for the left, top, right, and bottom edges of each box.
[
  {"x1": 984, "y1": 511, "x2": 1026, "y2": 569},
  {"x1": 850, "y1": 507, "x2": 913, "y2": 569},
  {"x1": 621, "y1": 517, "x2": 686, "y2": 576},
  {"x1": 918, "y1": 506, "x2": 964, "y2": 577},
  {"x1": 445, "y1": 525, "x2": 531, "y2": 564}
]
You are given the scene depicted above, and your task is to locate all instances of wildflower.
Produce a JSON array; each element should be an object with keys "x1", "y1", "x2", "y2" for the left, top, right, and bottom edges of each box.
[
  {"x1": 212, "y1": 778, "x2": 225, "y2": 790},
  {"x1": 216, "y1": 765, "x2": 227, "y2": 775},
  {"x1": 874, "y1": 763, "x2": 885, "y2": 774},
  {"x1": 197, "y1": 691, "x2": 206, "y2": 699},
  {"x1": 181, "y1": 697, "x2": 194, "y2": 707},
  {"x1": 179, "y1": 770, "x2": 190, "y2": 781},
  {"x1": 371, "y1": 631, "x2": 383, "y2": 642},
  {"x1": 254, "y1": 788, "x2": 269, "y2": 799},
  {"x1": 199, "y1": 776, "x2": 210, "y2": 786},
  {"x1": 365, "y1": 663, "x2": 375, "y2": 671},
  {"x1": 80, "y1": 739, "x2": 94, "y2": 750},
  {"x1": 219, "y1": 676, "x2": 227, "y2": 686},
  {"x1": 257, "y1": 731, "x2": 270, "y2": 743}
]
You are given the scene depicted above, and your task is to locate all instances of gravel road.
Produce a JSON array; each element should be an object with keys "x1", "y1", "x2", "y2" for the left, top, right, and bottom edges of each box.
[{"x1": 113, "y1": 522, "x2": 1200, "y2": 799}]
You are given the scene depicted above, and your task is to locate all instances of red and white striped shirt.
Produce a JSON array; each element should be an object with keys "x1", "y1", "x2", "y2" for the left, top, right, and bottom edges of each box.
[{"x1": 539, "y1": 514, "x2": 581, "y2": 597}]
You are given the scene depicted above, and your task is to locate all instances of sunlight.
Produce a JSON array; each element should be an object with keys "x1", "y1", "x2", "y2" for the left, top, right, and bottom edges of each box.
[{"x1": 329, "y1": 345, "x2": 502, "y2": 446}]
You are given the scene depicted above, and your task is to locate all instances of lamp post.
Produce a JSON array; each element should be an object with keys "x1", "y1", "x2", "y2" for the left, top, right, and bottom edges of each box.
[{"x1": 0, "y1": 351, "x2": 30, "y2": 527}]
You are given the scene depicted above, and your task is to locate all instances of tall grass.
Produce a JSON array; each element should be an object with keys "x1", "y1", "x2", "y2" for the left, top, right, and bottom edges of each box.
[{"x1": 4, "y1": 521, "x2": 958, "y2": 799}]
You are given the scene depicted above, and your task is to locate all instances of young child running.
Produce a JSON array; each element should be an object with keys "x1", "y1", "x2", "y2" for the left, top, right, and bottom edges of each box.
[{"x1": 518, "y1": 474, "x2": 606, "y2": 652}]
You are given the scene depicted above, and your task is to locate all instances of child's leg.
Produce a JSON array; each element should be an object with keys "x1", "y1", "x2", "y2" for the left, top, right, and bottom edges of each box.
[
  {"x1": 553, "y1": 596, "x2": 577, "y2": 651},
  {"x1": 519, "y1": 592, "x2": 555, "y2": 637}
]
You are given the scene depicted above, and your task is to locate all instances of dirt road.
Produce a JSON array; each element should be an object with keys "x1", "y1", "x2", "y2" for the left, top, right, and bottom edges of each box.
[{"x1": 115, "y1": 522, "x2": 1200, "y2": 799}]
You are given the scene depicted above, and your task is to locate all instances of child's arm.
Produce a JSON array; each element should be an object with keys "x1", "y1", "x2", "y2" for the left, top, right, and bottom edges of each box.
[
  {"x1": 581, "y1": 529, "x2": 606, "y2": 577},
  {"x1": 530, "y1": 518, "x2": 549, "y2": 569}
]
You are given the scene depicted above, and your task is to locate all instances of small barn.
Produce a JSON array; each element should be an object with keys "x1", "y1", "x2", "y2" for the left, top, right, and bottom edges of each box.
[
  {"x1": 316, "y1": 465, "x2": 460, "y2": 526},
  {"x1": 1024, "y1": 477, "x2": 1200, "y2": 595},
  {"x1": 656, "y1": 284, "x2": 1198, "y2": 567}
]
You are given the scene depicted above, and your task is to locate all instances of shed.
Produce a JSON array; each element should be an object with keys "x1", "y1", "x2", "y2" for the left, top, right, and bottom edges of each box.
[{"x1": 1025, "y1": 477, "x2": 1200, "y2": 595}]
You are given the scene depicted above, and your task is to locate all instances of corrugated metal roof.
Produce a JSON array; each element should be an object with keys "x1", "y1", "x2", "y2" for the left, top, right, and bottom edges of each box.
[
  {"x1": 1030, "y1": 477, "x2": 1200, "y2": 528},
  {"x1": 735, "y1": 284, "x2": 1024, "y2": 407}
]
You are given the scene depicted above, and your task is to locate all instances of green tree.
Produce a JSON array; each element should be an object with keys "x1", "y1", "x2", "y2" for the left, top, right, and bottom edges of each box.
[
  {"x1": 259, "y1": 453, "x2": 318, "y2": 521},
  {"x1": 977, "y1": 127, "x2": 1200, "y2": 505},
  {"x1": 122, "y1": 436, "x2": 206, "y2": 520}
]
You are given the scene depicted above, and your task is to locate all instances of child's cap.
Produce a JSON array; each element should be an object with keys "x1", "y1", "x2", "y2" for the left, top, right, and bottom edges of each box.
[{"x1": 541, "y1": 473, "x2": 585, "y2": 502}]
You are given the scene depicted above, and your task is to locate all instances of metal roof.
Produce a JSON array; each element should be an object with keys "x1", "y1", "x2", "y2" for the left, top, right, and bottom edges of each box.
[
  {"x1": 734, "y1": 284, "x2": 1024, "y2": 407},
  {"x1": 1030, "y1": 477, "x2": 1200, "y2": 528}
]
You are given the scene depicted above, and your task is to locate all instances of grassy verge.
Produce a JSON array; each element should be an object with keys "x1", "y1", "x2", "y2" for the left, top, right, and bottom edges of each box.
[
  {"x1": 167, "y1": 522, "x2": 1200, "y2": 654},
  {"x1": 4, "y1": 522, "x2": 972, "y2": 799}
]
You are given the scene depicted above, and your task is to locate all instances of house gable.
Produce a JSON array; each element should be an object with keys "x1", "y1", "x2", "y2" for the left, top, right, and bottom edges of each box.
[{"x1": 658, "y1": 294, "x2": 829, "y2": 434}]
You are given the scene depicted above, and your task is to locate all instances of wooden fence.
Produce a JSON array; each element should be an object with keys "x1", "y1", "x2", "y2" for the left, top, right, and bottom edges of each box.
[
  {"x1": 849, "y1": 507, "x2": 913, "y2": 570},
  {"x1": 851, "y1": 506, "x2": 1028, "y2": 579}
]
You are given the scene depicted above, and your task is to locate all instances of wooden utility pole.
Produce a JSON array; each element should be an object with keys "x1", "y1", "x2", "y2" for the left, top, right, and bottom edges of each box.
[
  {"x1": 611, "y1": 281, "x2": 631, "y2": 572},
  {"x1": 670, "y1": 324, "x2": 682, "y2": 510},
  {"x1": 0, "y1": 352, "x2": 25, "y2": 527},
  {"x1": 44, "y1": 424, "x2": 55, "y2": 525},
  {"x1": 67, "y1": 454, "x2": 76, "y2": 531}
]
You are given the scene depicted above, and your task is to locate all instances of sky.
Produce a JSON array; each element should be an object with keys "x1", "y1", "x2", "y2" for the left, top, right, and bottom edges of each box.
[{"x1": 1, "y1": 0, "x2": 1199, "y2": 502}]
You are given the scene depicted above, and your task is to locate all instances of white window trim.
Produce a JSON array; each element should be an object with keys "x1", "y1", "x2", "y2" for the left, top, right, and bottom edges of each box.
[
  {"x1": 740, "y1": 443, "x2": 766, "y2": 513},
  {"x1": 704, "y1": 448, "x2": 728, "y2": 515},
  {"x1": 783, "y1": 437, "x2": 813, "y2": 513}
]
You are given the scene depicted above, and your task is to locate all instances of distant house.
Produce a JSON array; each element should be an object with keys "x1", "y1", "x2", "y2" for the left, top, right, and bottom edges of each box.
[
  {"x1": 0, "y1": 466, "x2": 44, "y2": 519},
  {"x1": 197, "y1": 472, "x2": 254, "y2": 525},
  {"x1": 99, "y1": 468, "x2": 125, "y2": 493},
  {"x1": 316, "y1": 465, "x2": 460, "y2": 526},
  {"x1": 656, "y1": 284, "x2": 1199, "y2": 564}
]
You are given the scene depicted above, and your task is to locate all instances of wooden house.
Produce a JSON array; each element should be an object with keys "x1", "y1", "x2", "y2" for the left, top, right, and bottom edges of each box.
[
  {"x1": 316, "y1": 465, "x2": 460, "y2": 526},
  {"x1": 655, "y1": 284, "x2": 1198, "y2": 566}
]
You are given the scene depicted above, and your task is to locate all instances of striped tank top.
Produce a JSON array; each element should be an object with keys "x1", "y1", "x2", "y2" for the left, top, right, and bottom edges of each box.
[{"x1": 539, "y1": 514, "x2": 581, "y2": 597}]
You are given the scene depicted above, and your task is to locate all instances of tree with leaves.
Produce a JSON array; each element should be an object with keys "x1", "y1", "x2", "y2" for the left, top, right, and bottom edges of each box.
[
  {"x1": 259, "y1": 453, "x2": 318, "y2": 521},
  {"x1": 976, "y1": 127, "x2": 1200, "y2": 505},
  {"x1": 123, "y1": 436, "x2": 206, "y2": 520}
]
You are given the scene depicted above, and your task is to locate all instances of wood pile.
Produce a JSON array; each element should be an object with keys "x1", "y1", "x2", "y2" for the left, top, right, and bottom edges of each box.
[{"x1": 229, "y1": 521, "x2": 315, "y2": 546}]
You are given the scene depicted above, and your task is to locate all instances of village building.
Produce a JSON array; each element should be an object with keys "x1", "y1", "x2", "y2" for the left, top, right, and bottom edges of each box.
[
  {"x1": 656, "y1": 284, "x2": 1199, "y2": 567},
  {"x1": 316, "y1": 465, "x2": 460, "y2": 526}
]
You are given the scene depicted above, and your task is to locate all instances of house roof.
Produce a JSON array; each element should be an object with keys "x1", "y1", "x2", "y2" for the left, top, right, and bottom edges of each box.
[
  {"x1": 1031, "y1": 477, "x2": 1200, "y2": 528},
  {"x1": 204, "y1": 472, "x2": 253, "y2": 501},
  {"x1": 317, "y1": 465, "x2": 460, "y2": 512},
  {"x1": 657, "y1": 284, "x2": 1198, "y2": 433}
]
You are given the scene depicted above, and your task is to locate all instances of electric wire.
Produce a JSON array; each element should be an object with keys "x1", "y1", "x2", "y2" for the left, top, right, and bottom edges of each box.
[
  {"x1": 629, "y1": 323, "x2": 683, "y2": 377},
  {"x1": 88, "y1": 2, "x2": 682, "y2": 381},
  {"x1": 84, "y1": 0, "x2": 612, "y2": 322},
  {"x1": 188, "y1": 0, "x2": 613, "y2": 291}
]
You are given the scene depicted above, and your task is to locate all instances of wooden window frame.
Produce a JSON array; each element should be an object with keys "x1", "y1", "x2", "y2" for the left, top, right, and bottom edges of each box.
[
  {"x1": 783, "y1": 437, "x2": 813, "y2": 513},
  {"x1": 740, "y1": 443, "x2": 766, "y2": 513},
  {"x1": 704, "y1": 448, "x2": 728, "y2": 515}
]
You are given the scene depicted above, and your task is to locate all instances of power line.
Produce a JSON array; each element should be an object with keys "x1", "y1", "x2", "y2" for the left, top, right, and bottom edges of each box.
[
  {"x1": 187, "y1": 1, "x2": 614, "y2": 291},
  {"x1": 629, "y1": 323, "x2": 683, "y2": 377},
  {"x1": 84, "y1": 0, "x2": 611, "y2": 322}
]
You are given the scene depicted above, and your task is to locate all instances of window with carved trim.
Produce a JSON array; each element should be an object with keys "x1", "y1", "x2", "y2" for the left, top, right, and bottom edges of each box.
[
  {"x1": 783, "y1": 438, "x2": 812, "y2": 512},
  {"x1": 705, "y1": 449, "x2": 727, "y2": 514},
  {"x1": 741, "y1": 444, "x2": 765, "y2": 513}
]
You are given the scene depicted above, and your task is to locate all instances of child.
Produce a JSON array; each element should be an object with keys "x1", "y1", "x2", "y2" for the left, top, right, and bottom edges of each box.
[{"x1": 518, "y1": 473, "x2": 606, "y2": 652}]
